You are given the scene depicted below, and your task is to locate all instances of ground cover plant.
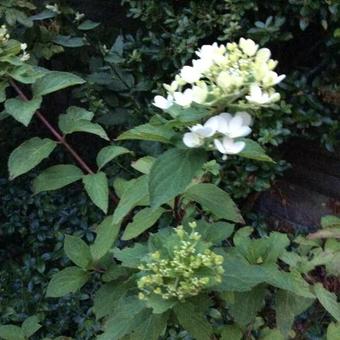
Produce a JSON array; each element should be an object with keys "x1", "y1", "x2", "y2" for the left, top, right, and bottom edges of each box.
[{"x1": 0, "y1": 1, "x2": 339, "y2": 339}]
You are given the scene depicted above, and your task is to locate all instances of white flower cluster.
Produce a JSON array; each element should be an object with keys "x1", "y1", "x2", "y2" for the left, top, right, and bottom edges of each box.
[
  {"x1": 45, "y1": 3, "x2": 61, "y2": 14},
  {"x1": 153, "y1": 38, "x2": 285, "y2": 109},
  {"x1": 183, "y1": 111, "x2": 251, "y2": 158},
  {"x1": 0, "y1": 25, "x2": 10, "y2": 45},
  {"x1": 20, "y1": 43, "x2": 30, "y2": 62}
]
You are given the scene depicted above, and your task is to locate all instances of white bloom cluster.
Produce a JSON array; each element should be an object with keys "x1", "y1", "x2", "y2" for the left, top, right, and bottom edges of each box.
[
  {"x1": 74, "y1": 12, "x2": 85, "y2": 22},
  {"x1": 183, "y1": 111, "x2": 251, "y2": 158},
  {"x1": 45, "y1": 3, "x2": 61, "y2": 14},
  {"x1": 0, "y1": 25, "x2": 10, "y2": 45},
  {"x1": 153, "y1": 38, "x2": 285, "y2": 109},
  {"x1": 20, "y1": 43, "x2": 30, "y2": 62}
]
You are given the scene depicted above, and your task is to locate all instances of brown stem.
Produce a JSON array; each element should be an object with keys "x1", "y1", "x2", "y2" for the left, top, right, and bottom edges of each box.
[
  {"x1": 9, "y1": 79, "x2": 119, "y2": 205},
  {"x1": 174, "y1": 196, "x2": 182, "y2": 224}
]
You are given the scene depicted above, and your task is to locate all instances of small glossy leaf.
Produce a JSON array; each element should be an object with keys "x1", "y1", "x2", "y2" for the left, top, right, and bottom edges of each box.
[
  {"x1": 78, "y1": 20, "x2": 100, "y2": 30},
  {"x1": 83, "y1": 172, "x2": 109, "y2": 213},
  {"x1": 122, "y1": 207, "x2": 165, "y2": 240},
  {"x1": 131, "y1": 156, "x2": 155, "y2": 174},
  {"x1": 53, "y1": 35, "x2": 85, "y2": 48},
  {"x1": 5, "y1": 96, "x2": 42, "y2": 126},
  {"x1": 33, "y1": 71, "x2": 85, "y2": 96},
  {"x1": 64, "y1": 235, "x2": 92, "y2": 269},
  {"x1": 184, "y1": 183, "x2": 244, "y2": 223},
  {"x1": 96, "y1": 145, "x2": 131, "y2": 170},
  {"x1": 33, "y1": 164, "x2": 83, "y2": 194},
  {"x1": 149, "y1": 148, "x2": 207, "y2": 209},
  {"x1": 8, "y1": 137, "x2": 57, "y2": 180},
  {"x1": 46, "y1": 266, "x2": 89, "y2": 297}
]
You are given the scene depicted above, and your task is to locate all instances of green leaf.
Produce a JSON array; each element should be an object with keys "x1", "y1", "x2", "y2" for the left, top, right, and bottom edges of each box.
[
  {"x1": 96, "y1": 145, "x2": 131, "y2": 170},
  {"x1": 33, "y1": 71, "x2": 85, "y2": 96},
  {"x1": 184, "y1": 183, "x2": 244, "y2": 223},
  {"x1": 22, "y1": 316, "x2": 42, "y2": 338},
  {"x1": 116, "y1": 123, "x2": 175, "y2": 144},
  {"x1": 196, "y1": 220, "x2": 235, "y2": 243},
  {"x1": 321, "y1": 215, "x2": 340, "y2": 229},
  {"x1": 239, "y1": 139, "x2": 274, "y2": 163},
  {"x1": 5, "y1": 96, "x2": 42, "y2": 126},
  {"x1": 221, "y1": 325, "x2": 243, "y2": 340},
  {"x1": 314, "y1": 283, "x2": 340, "y2": 321},
  {"x1": 327, "y1": 322, "x2": 340, "y2": 340},
  {"x1": 8, "y1": 137, "x2": 57, "y2": 180},
  {"x1": 122, "y1": 207, "x2": 165, "y2": 240},
  {"x1": 78, "y1": 20, "x2": 100, "y2": 30},
  {"x1": 174, "y1": 302, "x2": 213, "y2": 340},
  {"x1": 97, "y1": 297, "x2": 146, "y2": 340},
  {"x1": 33, "y1": 164, "x2": 83, "y2": 194},
  {"x1": 94, "y1": 282, "x2": 131, "y2": 319},
  {"x1": 131, "y1": 311, "x2": 169, "y2": 340},
  {"x1": 83, "y1": 172, "x2": 109, "y2": 213},
  {"x1": 46, "y1": 266, "x2": 89, "y2": 297},
  {"x1": 275, "y1": 290, "x2": 314, "y2": 338},
  {"x1": 131, "y1": 156, "x2": 155, "y2": 174},
  {"x1": 53, "y1": 35, "x2": 85, "y2": 48},
  {"x1": 226, "y1": 285, "x2": 266, "y2": 326},
  {"x1": 90, "y1": 216, "x2": 120, "y2": 261},
  {"x1": 113, "y1": 243, "x2": 149, "y2": 268},
  {"x1": 149, "y1": 148, "x2": 207, "y2": 209},
  {"x1": 144, "y1": 294, "x2": 176, "y2": 314},
  {"x1": 64, "y1": 235, "x2": 92, "y2": 269},
  {"x1": 112, "y1": 175, "x2": 149, "y2": 224},
  {"x1": 0, "y1": 325, "x2": 25, "y2": 340},
  {"x1": 260, "y1": 328, "x2": 284, "y2": 340}
]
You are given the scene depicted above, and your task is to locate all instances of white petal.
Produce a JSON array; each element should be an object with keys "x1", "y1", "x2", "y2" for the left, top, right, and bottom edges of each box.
[
  {"x1": 229, "y1": 126, "x2": 252, "y2": 138},
  {"x1": 183, "y1": 132, "x2": 203, "y2": 148},
  {"x1": 192, "y1": 85, "x2": 208, "y2": 104},
  {"x1": 222, "y1": 138, "x2": 245, "y2": 154},
  {"x1": 174, "y1": 89, "x2": 193, "y2": 107},
  {"x1": 235, "y1": 111, "x2": 253, "y2": 126},
  {"x1": 153, "y1": 95, "x2": 172, "y2": 109},
  {"x1": 191, "y1": 124, "x2": 214, "y2": 138},
  {"x1": 218, "y1": 112, "x2": 232, "y2": 123},
  {"x1": 204, "y1": 116, "x2": 225, "y2": 135},
  {"x1": 180, "y1": 66, "x2": 201, "y2": 83},
  {"x1": 256, "y1": 48, "x2": 271, "y2": 62},
  {"x1": 228, "y1": 116, "x2": 243, "y2": 131},
  {"x1": 214, "y1": 139, "x2": 226, "y2": 154}
]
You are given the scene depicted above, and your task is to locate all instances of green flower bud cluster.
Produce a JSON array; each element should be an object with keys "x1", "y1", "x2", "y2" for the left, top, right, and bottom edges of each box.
[
  {"x1": 0, "y1": 25, "x2": 9, "y2": 45},
  {"x1": 137, "y1": 222, "x2": 224, "y2": 301}
]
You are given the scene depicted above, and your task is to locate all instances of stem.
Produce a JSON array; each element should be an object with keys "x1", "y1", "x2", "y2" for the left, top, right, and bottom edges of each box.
[
  {"x1": 9, "y1": 79, "x2": 119, "y2": 205},
  {"x1": 174, "y1": 196, "x2": 182, "y2": 224}
]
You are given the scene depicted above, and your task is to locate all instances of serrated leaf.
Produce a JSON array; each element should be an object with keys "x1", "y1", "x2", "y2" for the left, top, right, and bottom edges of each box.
[
  {"x1": 0, "y1": 325, "x2": 25, "y2": 340},
  {"x1": 122, "y1": 207, "x2": 165, "y2": 240},
  {"x1": 131, "y1": 156, "x2": 155, "y2": 174},
  {"x1": 8, "y1": 137, "x2": 57, "y2": 180},
  {"x1": 112, "y1": 175, "x2": 149, "y2": 224},
  {"x1": 221, "y1": 325, "x2": 243, "y2": 340},
  {"x1": 327, "y1": 322, "x2": 340, "y2": 340},
  {"x1": 149, "y1": 148, "x2": 206, "y2": 209},
  {"x1": 275, "y1": 290, "x2": 314, "y2": 337},
  {"x1": 5, "y1": 96, "x2": 42, "y2": 126},
  {"x1": 144, "y1": 294, "x2": 176, "y2": 314},
  {"x1": 90, "y1": 216, "x2": 120, "y2": 261},
  {"x1": 314, "y1": 283, "x2": 340, "y2": 321},
  {"x1": 113, "y1": 243, "x2": 149, "y2": 268},
  {"x1": 174, "y1": 302, "x2": 213, "y2": 340},
  {"x1": 33, "y1": 71, "x2": 85, "y2": 96},
  {"x1": 46, "y1": 266, "x2": 89, "y2": 297},
  {"x1": 321, "y1": 215, "x2": 340, "y2": 229},
  {"x1": 78, "y1": 20, "x2": 100, "y2": 30},
  {"x1": 184, "y1": 183, "x2": 243, "y2": 223},
  {"x1": 83, "y1": 172, "x2": 109, "y2": 213},
  {"x1": 226, "y1": 285, "x2": 266, "y2": 326},
  {"x1": 94, "y1": 282, "x2": 130, "y2": 319},
  {"x1": 33, "y1": 164, "x2": 83, "y2": 194},
  {"x1": 196, "y1": 220, "x2": 235, "y2": 243},
  {"x1": 22, "y1": 316, "x2": 42, "y2": 338},
  {"x1": 116, "y1": 123, "x2": 175, "y2": 144},
  {"x1": 64, "y1": 235, "x2": 92, "y2": 269},
  {"x1": 239, "y1": 138, "x2": 274, "y2": 163},
  {"x1": 96, "y1": 145, "x2": 131, "y2": 170},
  {"x1": 97, "y1": 297, "x2": 146, "y2": 340}
]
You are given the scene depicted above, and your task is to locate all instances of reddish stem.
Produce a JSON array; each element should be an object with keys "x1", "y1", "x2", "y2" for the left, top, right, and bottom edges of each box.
[{"x1": 9, "y1": 79, "x2": 119, "y2": 205}]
